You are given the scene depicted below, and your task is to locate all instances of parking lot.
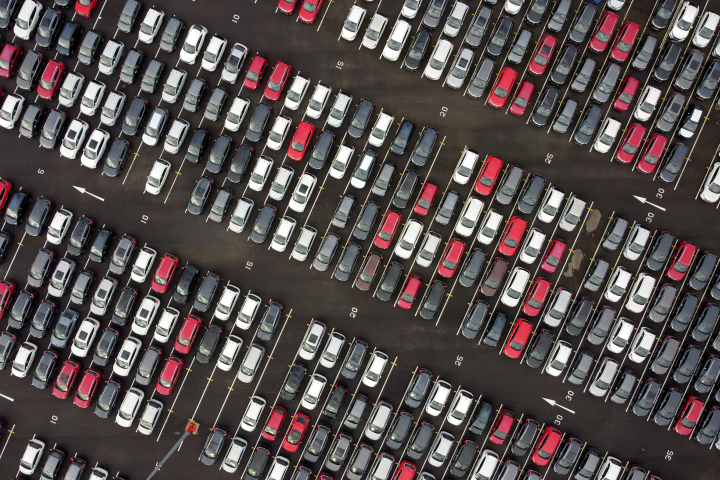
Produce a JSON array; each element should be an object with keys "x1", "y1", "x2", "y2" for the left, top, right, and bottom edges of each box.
[{"x1": 1, "y1": 0, "x2": 720, "y2": 478}]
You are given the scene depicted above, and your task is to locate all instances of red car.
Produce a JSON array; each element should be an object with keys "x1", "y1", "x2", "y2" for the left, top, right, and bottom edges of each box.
[
  {"x1": 263, "y1": 405, "x2": 288, "y2": 441},
  {"x1": 0, "y1": 44, "x2": 22, "y2": 78},
  {"x1": 151, "y1": 253, "x2": 179, "y2": 293},
  {"x1": 37, "y1": 60, "x2": 65, "y2": 100},
  {"x1": 489, "y1": 67, "x2": 518, "y2": 108},
  {"x1": 503, "y1": 320, "x2": 533, "y2": 358},
  {"x1": 174, "y1": 315, "x2": 202, "y2": 354},
  {"x1": 156, "y1": 356, "x2": 184, "y2": 395},
  {"x1": 613, "y1": 76, "x2": 639, "y2": 112},
  {"x1": 287, "y1": 121, "x2": 315, "y2": 160},
  {"x1": 414, "y1": 182, "x2": 438, "y2": 216},
  {"x1": 531, "y1": 427, "x2": 562, "y2": 466},
  {"x1": 244, "y1": 55, "x2": 269, "y2": 90},
  {"x1": 667, "y1": 241, "x2": 697, "y2": 281},
  {"x1": 278, "y1": 0, "x2": 299, "y2": 13},
  {"x1": 610, "y1": 22, "x2": 640, "y2": 63},
  {"x1": 528, "y1": 35, "x2": 556, "y2": 76},
  {"x1": 0, "y1": 280, "x2": 15, "y2": 318},
  {"x1": 264, "y1": 61, "x2": 291, "y2": 101},
  {"x1": 589, "y1": 12, "x2": 619, "y2": 53},
  {"x1": 541, "y1": 238, "x2": 566, "y2": 273},
  {"x1": 637, "y1": 134, "x2": 668, "y2": 174},
  {"x1": 498, "y1": 216, "x2": 527, "y2": 256},
  {"x1": 474, "y1": 156, "x2": 503, "y2": 196},
  {"x1": 489, "y1": 409, "x2": 515, "y2": 444},
  {"x1": 0, "y1": 179, "x2": 11, "y2": 210},
  {"x1": 282, "y1": 412, "x2": 311, "y2": 452},
  {"x1": 673, "y1": 396, "x2": 703, "y2": 435},
  {"x1": 509, "y1": 81, "x2": 535, "y2": 116},
  {"x1": 394, "y1": 461, "x2": 416, "y2": 480},
  {"x1": 615, "y1": 123, "x2": 646, "y2": 164},
  {"x1": 299, "y1": 0, "x2": 324, "y2": 23},
  {"x1": 75, "y1": 0, "x2": 98, "y2": 18},
  {"x1": 522, "y1": 278, "x2": 551, "y2": 317},
  {"x1": 374, "y1": 211, "x2": 402, "y2": 249},
  {"x1": 73, "y1": 369, "x2": 101, "y2": 408},
  {"x1": 438, "y1": 239, "x2": 466, "y2": 278},
  {"x1": 53, "y1": 359, "x2": 80, "y2": 399},
  {"x1": 397, "y1": 274, "x2": 422, "y2": 310}
]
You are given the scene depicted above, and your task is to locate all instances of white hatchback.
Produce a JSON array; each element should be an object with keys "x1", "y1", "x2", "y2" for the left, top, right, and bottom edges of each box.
[
  {"x1": 71, "y1": 318, "x2": 100, "y2": 357},
  {"x1": 284, "y1": 75, "x2": 310, "y2": 110},
  {"x1": 501, "y1": 267, "x2": 530, "y2": 307},
  {"x1": 145, "y1": 159, "x2": 171, "y2": 195},
  {"x1": 132, "y1": 295, "x2": 161, "y2": 335},
  {"x1": 116, "y1": 387, "x2": 144, "y2": 427},
  {"x1": 80, "y1": 129, "x2": 110, "y2": 168},
  {"x1": 179, "y1": 24, "x2": 208, "y2": 64},
  {"x1": 394, "y1": 220, "x2": 424, "y2": 259},
  {"x1": 288, "y1": 174, "x2": 317, "y2": 213},
  {"x1": 202, "y1": 35, "x2": 227, "y2": 71},
  {"x1": 424, "y1": 39, "x2": 453, "y2": 80},
  {"x1": 113, "y1": 337, "x2": 142, "y2": 376}
]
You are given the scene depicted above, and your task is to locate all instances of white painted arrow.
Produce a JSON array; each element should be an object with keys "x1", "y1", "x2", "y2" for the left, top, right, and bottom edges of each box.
[
  {"x1": 543, "y1": 398, "x2": 575, "y2": 414},
  {"x1": 633, "y1": 196, "x2": 666, "y2": 211},
  {"x1": 73, "y1": 186, "x2": 105, "y2": 202}
]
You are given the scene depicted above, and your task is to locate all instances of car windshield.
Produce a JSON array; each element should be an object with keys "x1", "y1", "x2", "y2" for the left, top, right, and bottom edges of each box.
[
  {"x1": 225, "y1": 54, "x2": 241, "y2": 73},
  {"x1": 344, "y1": 19, "x2": 358, "y2": 32},
  {"x1": 599, "y1": 77, "x2": 616, "y2": 93},
  {"x1": 388, "y1": 38, "x2": 403, "y2": 50},
  {"x1": 637, "y1": 48, "x2": 651, "y2": 63},
  {"x1": 494, "y1": 85, "x2": 508, "y2": 98},
  {"x1": 677, "y1": 17, "x2": 692, "y2": 30},
  {"x1": 409, "y1": 43, "x2": 425, "y2": 61},
  {"x1": 514, "y1": 96, "x2": 528, "y2": 109},
  {"x1": 578, "y1": 118, "x2": 597, "y2": 136},
  {"x1": 204, "y1": 50, "x2": 218, "y2": 63},
  {"x1": 534, "y1": 52, "x2": 550, "y2": 66},
  {"x1": 617, "y1": 40, "x2": 632, "y2": 53},
  {"x1": 184, "y1": 38, "x2": 198, "y2": 54},
  {"x1": 56, "y1": 373, "x2": 70, "y2": 391},
  {"x1": 429, "y1": 57, "x2": 445, "y2": 70}
]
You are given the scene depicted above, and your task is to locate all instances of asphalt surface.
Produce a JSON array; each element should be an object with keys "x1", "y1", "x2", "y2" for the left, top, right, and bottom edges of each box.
[{"x1": 1, "y1": 0, "x2": 720, "y2": 478}]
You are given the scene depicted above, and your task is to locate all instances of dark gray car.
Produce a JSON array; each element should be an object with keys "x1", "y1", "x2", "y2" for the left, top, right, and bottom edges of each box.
[
  {"x1": 348, "y1": 99, "x2": 374, "y2": 138},
  {"x1": 335, "y1": 243, "x2": 361, "y2": 282},
  {"x1": 496, "y1": 165, "x2": 524, "y2": 205},
  {"x1": 573, "y1": 105, "x2": 602, "y2": 145},
  {"x1": 550, "y1": 45, "x2": 577, "y2": 86},
  {"x1": 487, "y1": 16, "x2": 513, "y2": 58},
  {"x1": 16, "y1": 51, "x2": 44, "y2": 91},
  {"x1": 567, "y1": 349, "x2": 594, "y2": 385},
  {"x1": 208, "y1": 188, "x2": 234, "y2": 223},
  {"x1": 462, "y1": 300, "x2": 488, "y2": 339},
  {"x1": 205, "y1": 87, "x2": 229, "y2": 121},
  {"x1": 347, "y1": 443, "x2": 373, "y2": 480},
  {"x1": 422, "y1": 0, "x2": 448, "y2": 30},
  {"x1": 632, "y1": 35, "x2": 657, "y2": 71},
  {"x1": 531, "y1": 86, "x2": 560, "y2": 127},
  {"x1": 465, "y1": 7, "x2": 492, "y2": 47},
  {"x1": 160, "y1": 17, "x2": 185, "y2": 52},
  {"x1": 332, "y1": 194, "x2": 356, "y2": 228},
  {"x1": 93, "y1": 327, "x2": 119, "y2": 366},
  {"x1": 507, "y1": 29, "x2": 532, "y2": 64},
  {"x1": 122, "y1": 96, "x2": 148, "y2": 136},
  {"x1": 305, "y1": 425, "x2": 331, "y2": 462},
  {"x1": 659, "y1": 142, "x2": 688, "y2": 183},
  {"x1": 592, "y1": 62, "x2": 621, "y2": 103},
  {"x1": 353, "y1": 202, "x2": 379, "y2": 241},
  {"x1": 548, "y1": 0, "x2": 571, "y2": 32},
  {"x1": 196, "y1": 324, "x2": 222, "y2": 363},
  {"x1": 651, "y1": 336, "x2": 681, "y2": 375},
  {"x1": 656, "y1": 93, "x2": 685, "y2": 132},
  {"x1": 341, "y1": 339, "x2": 368, "y2": 379},
  {"x1": 19, "y1": 103, "x2": 45, "y2": 138},
  {"x1": 141, "y1": 59, "x2": 165, "y2": 93},
  {"x1": 117, "y1": 0, "x2": 142, "y2": 33},
  {"x1": 206, "y1": 134, "x2": 233, "y2": 174},
  {"x1": 50, "y1": 308, "x2": 79, "y2": 349},
  {"x1": 552, "y1": 98, "x2": 578, "y2": 133},
  {"x1": 517, "y1": 175, "x2": 545, "y2": 214},
  {"x1": 436, "y1": 190, "x2": 459, "y2": 225},
  {"x1": 648, "y1": 284, "x2": 677, "y2": 322},
  {"x1": 78, "y1": 30, "x2": 103, "y2": 65},
  {"x1": 39, "y1": 109, "x2": 67, "y2": 149},
  {"x1": 675, "y1": 49, "x2": 703, "y2": 91},
  {"x1": 631, "y1": 377, "x2": 661, "y2": 417},
  {"x1": 119, "y1": 49, "x2": 144, "y2": 84},
  {"x1": 109, "y1": 234, "x2": 136, "y2": 275},
  {"x1": 467, "y1": 58, "x2": 495, "y2": 99},
  {"x1": 571, "y1": 57, "x2": 596, "y2": 93},
  {"x1": 194, "y1": 272, "x2": 221, "y2": 312},
  {"x1": 404, "y1": 29, "x2": 432, "y2": 71},
  {"x1": 313, "y1": 233, "x2": 341, "y2": 271},
  {"x1": 646, "y1": 231, "x2": 675, "y2": 270},
  {"x1": 407, "y1": 421, "x2": 435, "y2": 459},
  {"x1": 603, "y1": 216, "x2": 629, "y2": 251},
  {"x1": 410, "y1": 127, "x2": 438, "y2": 166},
  {"x1": 372, "y1": 163, "x2": 396, "y2": 197},
  {"x1": 697, "y1": 59, "x2": 720, "y2": 100},
  {"x1": 526, "y1": 0, "x2": 549, "y2": 25},
  {"x1": 393, "y1": 170, "x2": 419, "y2": 208},
  {"x1": 420, "y1": 280, "x2": 446, "y2": 320},
  {"x1": 569, "y1": 3, "x2": 596, "y2": 44},
  {"x1": 249, "y1": 204, "x2": 277, "y2": 244},
  {"x1": 135, "y1": 345, "x2": 162, "y2": 385},
  {"x1": 183, "y1": 77, "x2": 208, "y2": 112},
  {"x1": 245, "y1": 103, "x2": 272, "y2": 143},
  {"x1": 652, "y1": 40, "x2": 681, "y2": 82},
  {"x1": 31, "y1": 349, "x2": 57, "y2": 389},
  {"x1": 309, "y1": 130, "x2": 335, "y2": 170},
  {"x1": 377, "y1": 262, "x2": 403, "y2": 301},
  {"x1": 586, "y1": 307, "x2": 615, "y2": 345}
]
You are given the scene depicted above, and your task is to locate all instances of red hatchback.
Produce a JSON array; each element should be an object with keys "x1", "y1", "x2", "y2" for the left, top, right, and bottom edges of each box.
[
  {"x1": 610, "y1": 22, "x2": 640, "y2": 63},
  {"x1": 0, "y1": 280, "x2": 15, "y2": 318},
  {"x1": 37, "y1": 60, "x2": 65, "y2": 100},
  {"x1": 590, "y1": 12, "x2": 619, "y2": 53},
  {"x1": 0, "y1": 179, "x2": 11, "y2": 209},
  {"x1": 414, "y1": 182, "x2": 438, "y2": 216},
  {"x1": 522, "y1": 278, "x2": 551, "y2": 317},
  {"x1": 0, "y1": 44, "x2": 22, "y2": 78},
  {"x1": 264, "y1": 61, "x2": 291, "y2": 101},
  {"x1": 474, "y1": 156, "x2": 503, "y2": 196},
  {"x1": 156, "y1": 356, "x2": 184, "y2": 395},
  {"x1": 674, "y1": 396, "x2": 703, "y2": 435},
  {"x1": 394, "y1": 461, "x2": 416, "y2": 480},
  {"x1": 637, "y1": 134, "x2": 668, "y2": 174},
  {"x1": 489, "y1": 409, "x2": 515, "y2": 445},
  {"x1": 299, "y1": 0, "x2": 324, "y2": 23},
  {"x1": 374, "y1": 211, "x2": 402, "y2": 249},
  {"x1": 73, "y1": 369, "x2": 101, "y2": 408},
  {"x1": 174, "y1": 315, "x2": 202, "y2": 354},
  {"x1": 498, "y1": 216, "x2": 527, "y2": 256},
  {"x1": 75, "y1": 0, "x2": 98, "y2": 18},
  {"x1": 282, "y1": 413, "x2": 311, "y2": 452},
  {"x1": 531, "y1": 427, "x2": 562, "y2": 466},
  {"x1": 278, "y1": 0, "x2": 299, "y2": 13},
  {"x1": 615, "y1": 123, "x2": 646, "y2": 164},
  {"x1": 438, "y1": 239, "x2": 466, "y2": 278},
  {"x1": 489, "y1": 67, "x2": 518, "y2": 108},
  {"x1": 510, "y1": 81, "x2": 534, "y2": 116},
  {"x1": 541, "y1": 238, "x2": 566, "y2": 273},
  {"x1": 263, "y1": 405, "x2": 288, "y2": 441},
  {"x1": 667, "y1": 241, "x2": 697, "y2": 281},
  {"x1": 151, "y1": 253, "x2": 179, "y2": 293},
  {"x1": 287, "y1": 121, "x2": 315, "y2": 161},
  {"x1": 503, "y1": 320, "x2": 533, "y2": 358},
  {"x1": 244, "y1": 55, "x2": 269, "y2": 90},
  {"x1": 398, "y1": 274, "x2": 422, "y2": 310},
  {"x1": 53, "y1": 359, "x2": 80, "y2": 399},
  {"x1": 613, "y1": 77, "x2": 639, "y2": 112},
  {"x1": 528, "y1": 35, "x2": 556, "y2": 76}
]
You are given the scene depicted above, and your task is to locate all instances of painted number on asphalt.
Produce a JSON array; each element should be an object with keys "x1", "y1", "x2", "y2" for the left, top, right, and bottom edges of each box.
[
  {"x1": 646, "y1": 212, "x2": 654, "y2": 223},
  {"x1": 245, "y1": 261, "x2": 253, "y2": 271},
  {"x1": 545, "y1": 153, "x2": 553, "y2": 164},
  {"x1": 38, "y1": 169, "x2": 44, "y2": 174},
  {"x1": 554, "y1": 414, "x2": 562, "y2": 426},
  {"x1": 665, "y1": 450, "x2": 673, "y2": 461},
  {"x1": 336, "y1": 61, "x2": 344, "y2": 70},
  {"x1": 656, "y1": 188, "x2": 664, "y2": 199},
  {"x1": 440, "y1": 106, "x2": 448, "y2": 117},
  {"x1": 141, "y1": 215, "x2": 149, "y2": 224},
  {"x1": 455, "y1": 355, "x2": 463, "y2": 366},
  {"x1": 232, "y1": 14, "x2": 239, "y2": 23},
  {"x1": 349, "y1": 307, "x2": 358, "y2": 318},
  {"x1": 50, "y1": 415, "x2": 58, "y2": 424},
  {"x1": 565, "y1": 390, "x2": 574, "y2": 402}
]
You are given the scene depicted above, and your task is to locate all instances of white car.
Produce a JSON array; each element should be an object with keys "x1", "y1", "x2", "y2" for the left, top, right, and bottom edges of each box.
[
  {"x1": 268, "y1": 165, "x2": 295, "y2": 201},
  {"x1": 229, "y1": 197, "x2": 254, "y2": 233},
  {"x1": 633, "y1": 86, "x2": 661, "y2": 121},
  {"x1": 476, "y1": 209, "x2": 503, "y2": 245},
  {"x1": 402, "y1": 0, "x2": 422, "y2": 18},
  {"x1": 327, "y1": 92, "x2": 353, "y2": 128},
  {"x1": 153, "y1": 307, "x2": 179, "y2": 343},
  {"x1": 131, "y1": 246, "x2": 157, "y2": 283},
  {"x1": 362, "y1": 14, "x2": 388, "y2": 49},
  {"x1": 80, "y1": 128, "x2": 110, "y2": 168},
  {"x1": 162, "y1": 68, "x2": 187, "y2": 103},
  {"x1": 628, "y1": 327, "x2": 656, "y2": 363},
  {"x1": 594, "y1": 117, "x2": 621, "y2": 153},
  {"x1": 224, "y1": 97, "x2": 250, "y2": 131},
  {"x1": 444, "y1": 1, "x2": 469, "y2": 36},
  {"x1": 137, "y1": 399, "x2": 164, "y2": 435},
  {"x1": 471, "y1": 450, "x2": 500, "y2": 480},
  {"x1": 623, "y1": 225, "x2": 650, "y2": 260},
  {"x1": 319, "y1": 331, "x2": 345, "y2": 368},
  {"x1": 145, "y1": 159, "x2": 171, "y2": 195},
  {"x1": 426, "y1": 380, "x2": 452, "y2": 416},
  {"x1": 0, "y1": 94, "x2": 25, "y2": 129},
  {"x1": 545, "y1": 341, "x2": 573, "y2": 376},
  {"x1": 504, "y1": 0, "x2": 524, "y2": 15},
  {"x1": 11, "y1": 341, "x2": 37, "y2": 378},
  {"x1": 416, "y1": 231, "x2": 442, "y2": 267},
  {"x1": 142, "y1": 108, "x2": 168, "y2": 146},
  {"x1": 607, "y1": 0, "x2": 626, "y2": 9},
  {"x1": 350, "y1": 151, "x2": 376, "y2": 189},
  {"x1": 424, "y1": 39, "x2": 453, "y2": 80},
  {"x1": 132, "y1": 295, "x2": 161, "y2": 335},
  {"x1": 202, "y1": 35, "x2": 227, "y2": 71},
  {"x1": 13, "y1": 0, "x2": 41, "y2": 40},
  {"x1": 217, "y1": 335, "x2": 243, "y2": 371},
  {"x1": 543, "y1": 288, "x2": 573, "y2": 327},
  {"x1": 137, "y1": 8, "x2": 165, "y2": 44},
  {"x1": 305, "y1": 84, "x2": 332, "y2": 119},
  {"x1": 98, "y1": 40, "x2": 125, "y2": 75},
  {"x1": 291, "y1": 226, "x2": 317, "y2": 262},
  {"x1": 235, "y1": 294, "x2": 262, "y2": 330},
  {"x1": 79, "y1": 80, "x2": 106, "y2": 116},
  {"x1": 670, "y1": 1, "x2": 699, "y2": 41},
  {"x1": 221, "y1": 43, "x2": 248, "y2": 84},
  {"x1": 301, "y1": 374, "x2": 328, "y2": 410},
  {"x1": 222, "y1": 437, "x2": 247, "y2": 473},
  {"x1": 236, "y1": 343, "x2": 265, "y2": 383},
  {"x1": 382, "y1": 19, "x2": 411, "y2": 61},
  {"x1": 100, "y1": 91, "x2": 126, "y2": 126},
  {"x1": 241, "y1": 396, "x2": 266, "y2": 432},
  {"x1": 90, "y1": 277, "x2": 118, "y2": 316},
  {"x1": 537, "y1": 187, "x2": 564, "y2": 223},
  {"x1": 116, "y1": 387, "x2": 144, "y2": 427},
  {"x1": 284, "y1": 75, "x2": 310, "y2": 110},
  {"x1": 214, "y1": 284, "x2": 241, "y2": 321},
  {"x1": 625, "y1": 273, "x2": 656, "y2": 313},
  {"x1": 700, "y1": 162, "x2": 720, "y2": 203},
  {"x1": 604, "y1": 267, "x2": 631, "y2": 302},
  {"x1": 59, "y1": 119, "x2": 89, "y2": 159},
  {"x1": 248, "y1": 156, "x2": 274, "y2": 191},
  {"x1": 299, "y1": 320, "x2": 326, "y2": 361},
  {"x1": 18, "y1": 438, "x2": 45, "y2": 475},
  {"x1": 89, "y1": 467, "x2": 109, "y2": 480},
  {"x1": 519, "y1": 228, "x2": 546, "y2": 264},
  {"x1": 288, "y1": 173, "x2": 317, "y2": 213},
  {"x1": 71, "y1": 318, "x2": 100, "y2": 357},
  {"x1": 46, "y1": 208, "x2": 73, "y2": 245},
  {"x1": 500, "y1": 267, "x2": 530, "y2": 307},
  {"x1": 114, "y1": 336, "x2": 142, "y2": 377},
  {"x1": 607, "y1": 318, "x2": 634, "y2": 353},
  {"x1": 693, "y1": 11, "x2": 719, "y2": 47},
  {"x1": 48, "y1": 259, "x2": 76, "y2": 298},
  {"x1": 455, "y1": 197, "x2": 484, "y2": 237},
  {"x1": 180, "y1": 24, "x2": 208, "y2": 64},
  {"x1": 164, "y1": 118, "x2": 190, "y2": 154},
  {"x1": 394, "y1": 220, "x2": 424, "y2": 259},
  {"x1": 368, "y1": 112, "x2": 394, "y2": 147},
  {"x1": 362, "y1": 351, "x2": 388, "y2": 388},
  {"x1": 58, "y1": 72, "x2": 85, "y2": 108},
  {"x1": 266, "y1": 115, "x2": 292, "y2": 150},
  {"x1": 453, "y1": 148, "x2": 480, "y2": 184},
  {"x1": 329, "y1": 145, "x2": 354, "y2": 178},
  {"x1": 341, "y1": 5, "x2": 366, "y2": 41}
]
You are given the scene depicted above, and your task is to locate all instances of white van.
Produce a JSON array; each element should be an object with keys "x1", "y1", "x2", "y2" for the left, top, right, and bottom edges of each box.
[
  {"x1": 301, "y1": 374, "x2": 328, "y2": 410},
  {"x1": 214, "y1": 284, "x2": 241, "y2": 321},
  {"x1": 545, "y1": 340, "x2": 573, "y2": 376},
  {"x1": 394, "y1": 220, "x2": 424, "y2": 259},
  {"x1": 292, "y1": 226, "x2": 318, "y2": 262},
  {"x1": 153, "y1": 307, "x2": 179, "y2": 343},
  {"x1": 248, "y1": 156, "x2": 274, "y2": 191},
  {"x1": 320, "y1": 331, "x2": 346, "y2": 368},
  {"x1": 453, "y1": 149, "x2": 480, "y2": 184},
  {"x1": 594, "y1": 118, "x2": 621, "y2": 153},
  {"x1": 445, "y1": 389, "x2": 473, "y2": 425},
  {"x1": 623, "y1": 225, "x2": 650, "y2": 260},
  {"x1": 476, "y1": 209, "x2": 503, "y2": 245},
  {"x1": 284, "y1": 75, "x2": 310, "y2": 111},
  {"x1": 217, "y1": 335, "x2": 243, "y2": 371},
  {"x1": 382, "y1": 20, "x2": 411, "y2": 61},
  {"x1": 236, "y1": 294, "x2": 262, "y2": 329},
  {"x1": 229, "y1": 198, "x2": 254, "y2": 233},
  {"x1": 416, "y1": 231, "x2": 443, "y2": 267},
  {"x1": 237, "y1": 343, "x2": 265, "y2": 383},
  {"x1": 537, "y1": 187, "x2": 565, "y2": 223},
  {"x1": 329, "y1": 145, "x2": 355, "y2": 179},
  {"x1": 241, "y1": 396, "x2": 267, "y2": 432},
  {"x1": 424, "y1": 39, "x2": 454, "y2": 80},
  {"x1": 633, "y1": 86, "x2": 661, "y2": 121},
  {"x1": 306, "y1": 84, "x2": 332, "y2": 119},
  {"x1": 362, "y1": 351, "x2": 388, "y2": 387},
  {"x1": 368, "y1": 112, "x2": 395, "y2": 147},
  {"x1": 455, "y1": 197, "x2": 484, "y2": 237},
  {"x1": 426, "y1": 380, "x2": 452, "y2": 416},
  {"x1": 271, "y1": 217, "x2": 297, "y2": 252},
  {"x1": 558, "y1": 195, "x2": 586, "y2": 232}
]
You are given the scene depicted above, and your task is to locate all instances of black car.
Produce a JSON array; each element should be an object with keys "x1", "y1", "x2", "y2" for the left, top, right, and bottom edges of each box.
[
  {"x1": 308, "y1": 130, "x2": 335, "y2": 170},
  {"x1": 183, "y1": 77, "x2": 208, "y2": 112},
  {"x1": 675, "y1": 49, "x2": 703, "y2": 91},
  {"x1": 66, "y1": 216, "x2": 94, "y2": 256},
  {"x1": 94, "y1": 379, "x2": 122, "y2": 418},
  {"x1": 569, "y1": 3, "x2": 596, "y2": 44},
  {"x1": 335, "y1": 243, "x2": 362, "y2": 282},
  {"x1": 19, "y1": 103, "x2": 46, "y2": 138},
  {"x1": 566, "y1": 297, "x2": 594, "y2": 336},
  {"x1": 632, "y1": 35, "x2": 657, "y2": 71},
  {"x1": 584, "y1": 258, "x2": 609, "y2": 292},
  {"x1": 187, "y1": 176, "x2": 214, "y2": 215},
  {"x1": 689, "y1": 252, "x2": 717, "y2": 290},
  {"x1": 404, "y1": 367, "x2": 432, "y2": 408},
  {"x1": 550, "y1": 45, "x2": 577, "y2": 87},
  {"x1": 450, "y1": 439, "x2": 478, "y2": 477},
  {"x1": 341, "y1": 339, "x2": 368, "y2": 379},
  {"x1": 651, "y1": 335, "x2": 680, "y2": 375},
  {"x1": 29, "y1": 299, "x2": 57, "y2": 337},
  {"x1": 8, "y1": 290, "x2": 35, "y2": 329},
  {"x1": 407, "y1": 420, "x2": 435, "y2": 459},
  {"x1": 227, "y1": 144, "x2": 253, "y2": 183},
  {"x1": 200, "y1": 426, "x2": 228, "y2": 466},
  {"x1": 345, "y1": 394, "x2": 369, "y2": 429},
  {"x1": 323, "y1": 384, "x2": 348, "y2": 418},
  {"x1": 647, "y1": 284, "x2": 677, "y2": 323},
  {"x1": 694, "y1": 355, "x2": 720, "y2": 394},
  {"x1": 486, "y1": 16, "x2": 513, "y2": 58},
  {"x1": 574, "y1": 448, "x2": 600, "y2": 480},
  {"x1": 547, "y1": 0, "x2": 571, "y2": 32},
  {"x1": 119, "y1": 48, "x2": 144, "y2": 85},
  {"x1": 650, "y1": 0, "x2": 678, "y2": 30},
  {"x1": 507, "y1": 29, "x2": 532, "y2": 65},
  {"x1": 313, "y1": 233, "x2": 341, "y2": 272},
  {"x1": 517, "y1": 174, "x2": 545, "y2": 214},
  {"x1": 410, "y1": 127, "x2": 438, "y2": 167},
  {"x1": 390, "y1": 120, "x2": 415, "y2": 156},
  {"x1": 35, "y1": 8, "x2": 63, "y2": 48},
  {"x1": 281, "y1": 362, "x2": 307, "y2": 401},
  {"x1": 0, "y1": 231, "x2": 11, "y2": 262},
  {"x1": 469, "y1": 401, "x2": 493, "y2": 436},
  {"x1": 31, "y1": 349, "x2": 58, "y2": 389},
  {"x1": 646, "y1": 231, "x2": 674, "y2": 270},
  {"x1": 56, "y1": 21, "x2": 82, "y2": 56},
  {"x1": 421, "y1": 0, "x2": 447, "y2": 29},
  {"x1": 39, "y1": 109, "x2": 67, "y2": 149},
  {"x1": 25, "y1": 196, "x2": 53, "y2": 236},
  {"x1": 348, "y1": 443, "x2": 373, "y2": 480},
  {"x1": 4, "y1": 191, "x2": 31, "y2": 225},
  {"x1": 245, "y1": 445, "x2": 270, "y2": 480},
  {"x1": 208, "y1": 188, "x2": 234, "y2": 223},
  {"x1": 352, "y1": 202, "x2": 379, "y2": 241},
  {"x1": 658, "y1": 142, "x2": 688, "y2": 184},
  {"x1": 526, "y1": 329, "x2": 554, "y2": 368},
  {"x1": 196, "y1": 324, "x2": 222, "y2": 363},
  {"x1": 250, "y1": 204, "x2": 277, "y2": 244},
  {"x1": 49, "y1": 308, "x2": 79, "y2": 349},
  {"x1": 573, "y1": 105, "x2": 602, "y2": 146},
  {"x1": 436, "y1": 189, "x2": 459, "y2": 225},
  {"x1": 656, "y1": 93, "x2": 685, "y2": 132},
  {"x1": 459, "y1": 249, "x2": 486, "y2": 288},
  {"x1": 257, "y1": 300, "x2": 283, "y2": 341},
  {"x1": 631, "y1": 377, "x2": 661, "y2": 417},
  {"x1": 173, "y1": 265, "x2": 199, "y2": 304},
  {"x1": 610, "y1": 369, "x2": 636, "y2": 404},
  {"x1": 511, "y1": 418, "x2": 539, "y2": 456},
  {"x1": 93, "y1": 327, "x2": 119, "y2": 366},
  {"x1": 140, "y1": 59, "x2": 165, "y2": 93},
  {"x1": 403, "y1": 29, "x2": 432, "y2": 71},
  {"x1": 377, "y1": 261, "x2": 403, "y2": 301},
  {"x1": 371, "y1": 162, "x2": 395, "y2": 197},
  {"x1": 121, "y1": 96, "x2": 148, "y2": 136},
  {"x1": 185, "y1": 128, "x2": 210, "y2": 163},
  {"x1": 653, "y1": 40, "x2": 681, "y2": 82},
  {"x1": 109, "y1": 234, "x2": 136, "y2": 275},
  {"x1": 78, "y1": 30, "x2": 103, "y2": 65},
  {"x1": 496, "y1": 165, "x2": 524, "y2": 204},
  {"x1": 206, "y1": 135, "x2": 233, "y2": 174},
  {"x1": 672, "y1": 344, "x2": 701, "y2": 384},
  {"x1": 571, "y1": 57, "x2": 596, "y2": 93},
  {"x1": 117, "y1": 0, "x2": 142, "y2": 33},
  {"x1": 419, "y1": 280, "x2": 446, "y2": 320},
  {"x1": 553, "y1": 436, "x2": 582, "y2": 475},
  {"x1": 653, "y1": 387, "x2": 683, "y2": 426},
  {"x1": 467, "y1": 58, "x2": 495, "y2": 99},
  {"x1": 483, "y1": 312, "x2": 507, "y2": 347},
  {"x1": 331, "y1": 194, "x2": 356, "y2": 228},
  {"x1": 525, "y1": 0, "x2": 549, "y2": 25},
  {"x1": 205, "y1": 87, "x2": 229, "y2": 121},
  {"x1": 348, "y1": 99, "x2": 374, "y2": 138},
  {"x1": 592, "y1": 62, "x2": 621, "y2": 103},
  {"x1": 465, "y1": 7, "x2": 492, "y2": 46},
  {"x1": 0, "y1": 330, "x2": 16, "y2": 369},
  {"x1": 304, "y1": 425, "x2": 331, "y2": 462},
  {"x1": 103, "y1": 138, "x2": 131, "y2": 177},
  {"x1": 568, "y1": 349, "x2": 594, "y2": 385},
  {"x1": 677, "y1": 104, "x2": 702, "y2": 139},
  {"x1": 696, "y1": 407, "x2": 720, "y2": 444},
  {"x1": 0, "y1": 0, "x2": 20, "y2": 30},
  {"x1": 697, "y1": 59, "x2": 720, "y2": 100},
  {"x1": 193, "y1": 272, "x2": 221, "y2": 312},
  {"x1": 692, "y1": 303, "x2": 719, "y2": 342},
  {"x1": 27, "y1": 248, "x2": 54, "y2": 288},
  {"x1": 133, "y1": 345, "x2": 162, "y2": 386},
  {"x1": 160, "y1": 17, "x2": 185, "y2": 52},
  {"x1": 603, "y1": 216, "x2": 628, "y2": 251},
  {"x1": 70, "y1": 270, "x2": 95, "y2": 304},
  {"x1": 245, "y1": 103, "x2": 272, "y2": 143},
  {"x1": 110, "y1": 286, "x2": 136, "y2": 326},
  {"x1": 587, "y1": 307, "x2": 615, "y2": 345}
]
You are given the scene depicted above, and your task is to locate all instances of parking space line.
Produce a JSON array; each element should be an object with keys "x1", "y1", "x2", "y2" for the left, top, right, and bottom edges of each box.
[{"x1": 0, "y1": 423, "x2": 15, "y2": 460}]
